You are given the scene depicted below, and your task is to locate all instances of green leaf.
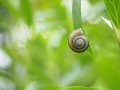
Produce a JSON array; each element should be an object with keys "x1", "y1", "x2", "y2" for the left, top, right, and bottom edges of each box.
[
  {"x1": 0, "y1": 0, "x2": 19, "y2": 18},
  {"x1": 0, "y1": 68, "x2": 13, "y2": 80},
  {"x1": 103, "y1": 0, "x2": 120, "y2": 46},
  {"x1": 89, "y1": 0, "x2": 101, "y2": 4},
  {"x1": 20, "y1": 0, "x2": 33, "y2": 26},
  {"x1": 95, "y1": 51, "x2": 120, "y2": 90},
  {"x1": 72, "y1": 0, "x2": 82, "y2": 29},
  {"x1": 37, "y1": 84, "x2": 60, "y2": 90},
  {"x1": 104, "y1": 0, "x2": 120, "y2": 28},
  {"x1": 61, "y1": 86, "x2": 97, "y2": 90}
]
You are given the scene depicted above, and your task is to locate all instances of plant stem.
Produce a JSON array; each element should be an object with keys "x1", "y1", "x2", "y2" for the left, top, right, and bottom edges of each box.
[{"x1": 72, "y1": 0, "x2": 82, "y2": 29}]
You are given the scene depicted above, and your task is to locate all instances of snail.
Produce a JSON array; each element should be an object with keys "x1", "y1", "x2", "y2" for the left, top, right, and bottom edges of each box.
[{"x1": 68, "y1": 29, "x2": 89, "y2": 53}]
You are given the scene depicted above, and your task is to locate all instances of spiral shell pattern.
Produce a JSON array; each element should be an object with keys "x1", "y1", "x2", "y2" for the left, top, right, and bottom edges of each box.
[{"x1": 68, "y1": 29, "x2": 89, "y2": 53}]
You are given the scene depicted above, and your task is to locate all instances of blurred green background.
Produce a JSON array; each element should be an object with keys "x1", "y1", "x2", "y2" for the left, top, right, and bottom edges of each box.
[{"x1": 0, "y1": 0, "x2": 120, "y2": 90}]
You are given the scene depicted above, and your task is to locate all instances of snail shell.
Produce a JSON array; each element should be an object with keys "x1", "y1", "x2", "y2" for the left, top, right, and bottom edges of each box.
[{"x1": 68, "y1": 29, "x2": 89, "y2": 53}]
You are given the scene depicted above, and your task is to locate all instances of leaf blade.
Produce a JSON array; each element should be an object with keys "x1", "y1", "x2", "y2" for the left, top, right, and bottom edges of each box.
[
  {"x1": 61, "y1": 86, "x2": 97, "y2": 90},
  {"x1": 20, "y1": 0, "x2": 33, "y2": 26}
]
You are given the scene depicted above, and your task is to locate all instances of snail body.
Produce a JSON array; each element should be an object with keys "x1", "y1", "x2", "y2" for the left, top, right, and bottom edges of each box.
[{"x1": 68, "y1": 29, "x2": 89, "y2": 53}]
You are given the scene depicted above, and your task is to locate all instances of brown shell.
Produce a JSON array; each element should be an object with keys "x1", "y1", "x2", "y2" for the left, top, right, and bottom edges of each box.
[{"x1": 68, "y1": 29, "x2": 89, "y2": 53}]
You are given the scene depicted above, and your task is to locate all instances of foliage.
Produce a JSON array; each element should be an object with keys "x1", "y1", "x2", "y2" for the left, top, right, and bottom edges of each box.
[
  {"x1": 104, "y1": 0, "x2": 120, "y2": 45},
  {"x1": 0, "y1": 0, "x2": 119, "y2": 90}
]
